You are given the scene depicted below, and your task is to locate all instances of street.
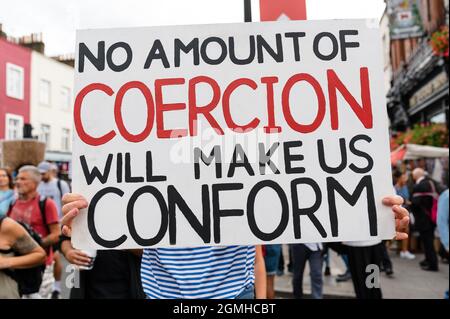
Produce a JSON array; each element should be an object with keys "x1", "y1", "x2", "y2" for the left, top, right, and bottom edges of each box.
[{"x1": 275, "y1": 245, "x2": 449, "y2": 299}]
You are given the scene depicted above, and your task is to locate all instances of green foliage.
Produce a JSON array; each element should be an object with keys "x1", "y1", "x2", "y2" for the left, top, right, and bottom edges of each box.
[{"x1": 391, "y1": 123, "x2": 449, "y2": 150}]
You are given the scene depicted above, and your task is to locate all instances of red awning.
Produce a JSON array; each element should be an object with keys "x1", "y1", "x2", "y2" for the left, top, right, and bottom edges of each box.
[{"x1": 390, "y1": 145, "x2": 407, "y2": 165}]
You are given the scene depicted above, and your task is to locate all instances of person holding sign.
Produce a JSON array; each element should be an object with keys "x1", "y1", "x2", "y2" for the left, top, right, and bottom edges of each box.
[
  {"x1": 69, "y1": 20, "x2": 412, "y2": 299},
  {"x1": 61, "y1": 193, "x2": 409, "y2": 299}
]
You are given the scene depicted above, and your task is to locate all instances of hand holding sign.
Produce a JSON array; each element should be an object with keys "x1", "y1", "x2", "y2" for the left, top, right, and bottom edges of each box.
[
  {"x1": 61, "y1": 193, "x2": 88, "y2": 237},
  {"x1": 382, "y1": 195, "x2": 409, "y2": 240}
]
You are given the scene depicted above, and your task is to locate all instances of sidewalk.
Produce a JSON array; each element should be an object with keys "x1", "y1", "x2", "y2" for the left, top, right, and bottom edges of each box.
[{"x1": 275, "y1": 245, "x2": 449, "y2": 299}]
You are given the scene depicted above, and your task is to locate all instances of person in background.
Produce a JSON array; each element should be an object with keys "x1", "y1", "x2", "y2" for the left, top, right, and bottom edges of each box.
[
  {"x1": 0, "y1": 216, "x2": 46, "y2": 298},
  {"x1": 254, "y1": 245, "x2": 267, "y2": 299},
  {"x1": 0, "y1": 168, "x2": 15, "y2": 217},
  {"x1": 264, "y1": 244, "x2": 281, "y2": 299},
  {"x1": 8, "y1": 165, "x2": 60, "y2": 298},
  {"x1": 437, "y1": 189, "x2": 449, "y2": 299},
  {"x1": 393, "y1": 170, "x2": 415, "y2": 260},
  {"x1": 411, "y1": 168, "x2": 438, "y2": 271},
  {"x1": 335, "y1": 253, "x2": 351, "y2": 282},
  {"x1": 291, "y1": 243, "x2": 323, "y2": 299},
  {"x1": 37, "y1": 162, "x2": 71, "y2": 220},
  {"x1": 322, "y1": 244, "x2": 331, "y2": 276},
  {"x1": 380, "y1": 241, "x2": 394, "y2": 277},
  {"x1": 37, "y1": 161, "x2": 70, "y2": 299}
]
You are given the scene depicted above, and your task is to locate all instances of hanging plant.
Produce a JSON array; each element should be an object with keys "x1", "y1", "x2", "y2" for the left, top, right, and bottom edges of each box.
[
  {"x1": 430, "y1": 26, "x2": 449, "y2": 58},
  {"x1": 391, "y1": 123, "x2": 449, "y2": 150}
]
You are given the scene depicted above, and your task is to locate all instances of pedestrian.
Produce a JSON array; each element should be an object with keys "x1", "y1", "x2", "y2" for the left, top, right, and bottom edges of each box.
[
  {"x1": 437, "y1": 189, "x2": 448, "y2": 299},
  {"x1": 61, "y1": 193, "x2": 410, "y2": 299},
  {"x1": 7, "y1": 165, "x2": 61, "y2": 298},
  {"x1": 37, "y1": 161, "x2": 71, "y2": 299},
  {"x1": 393, "y1": 170, "x2": 415, "y2": 260},
  {"x1": 264, "y1": 244, "x2": 281, "y2": 299},
  {"x1": 0, "y1": 215, "x2": 46, "y2": 298},
  {"x1": 0, "y1": 168, "x2": 15, "y2": 217},
  {"x1": 291, "y1": 243, "x2": 323, "y2": 299},
  {"x1": 411, "y1": 168, "x2": 439, "y2": 271},
  {"x1": 335, "y1": 253, "x2": 351, "y2": 282},
  {"x1": 322, "y1": 244, "x2": 331, "y2": 276},
  {"x1": 254, "y1": 245, "x2": 267, "y2": 299},
  {"x1": 380, "y1": 240, "x2": 394, "y2": 276}
]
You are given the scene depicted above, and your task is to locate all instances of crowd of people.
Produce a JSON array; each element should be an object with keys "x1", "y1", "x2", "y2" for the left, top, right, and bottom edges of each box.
[
  {"x1": 262, "y1": 165, "x2": 449, "y2": 299},
  {"x1": 0, "y1": 163, "x2": 69, "y2": 299},
  {"x1": 0, "y1": 159, "x2": 444, "y2": 299}
]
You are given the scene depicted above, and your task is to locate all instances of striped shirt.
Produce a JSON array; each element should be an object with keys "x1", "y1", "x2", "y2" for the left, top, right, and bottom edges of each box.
[{"x1": 141, "y1": 246, "x2": 256, "y2": 299}]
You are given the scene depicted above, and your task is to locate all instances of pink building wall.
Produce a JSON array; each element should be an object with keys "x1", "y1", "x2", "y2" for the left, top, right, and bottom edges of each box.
[{"x1": 0, "y1": 37, "x2": 31, "y2": 139}]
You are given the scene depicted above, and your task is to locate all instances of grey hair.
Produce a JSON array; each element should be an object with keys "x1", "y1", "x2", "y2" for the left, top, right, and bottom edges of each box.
[
  {"x1": 18, "y1": 165, "x2": 42, "y2": 184},
  {"x1": 412, "y1": 168, "x2": 425, "y2": 180}
]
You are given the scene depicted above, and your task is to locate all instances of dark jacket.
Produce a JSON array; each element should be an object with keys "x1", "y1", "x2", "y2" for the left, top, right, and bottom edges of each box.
[
  {"x1": 70, "y1": 250, "x2": 145, "y2": 299},
  {"x1": 411, "y1": 177, "x2": 435, "y2": 232}
]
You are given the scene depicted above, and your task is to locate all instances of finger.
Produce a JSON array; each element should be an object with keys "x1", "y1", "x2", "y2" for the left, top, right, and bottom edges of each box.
[
  {"x1": 74, "y1": 251, "x2": 91, "y2": 259},
  {"x1": 62, "y1": 193, "x2": 87, "y2": 206},
  {"x1": 395, "y1": 219, "x2": 408, "y2": 234},
  {"x1": 62, "y1": 199, "x2": 88, "y2": 216},
  {"x1": 71, "y1": 257, "x2": 90, "y2": 267},
  {"x1": 393, "y1": 205, "x2": 409, "y2": 220},
  {"x1": 382, "y1": 195, "x2": 404, "y2": 206},
  {"x1": 61, "y1": 208, "x2": 79, "y2": 228},
  {"x1": 74, "y1": 253, "x2": 92, "y2": 264},
  {"x1": 394, "y1": 232, "x2": 408, "y2": 240},
  {"x1": 399, "y1": 215, "x2": 410, "y2": 229}
]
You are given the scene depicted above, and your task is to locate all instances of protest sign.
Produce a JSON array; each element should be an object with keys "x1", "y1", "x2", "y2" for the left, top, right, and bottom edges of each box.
[{"x1": 72, "y1": 19, "x2": 395, "y2": 249}]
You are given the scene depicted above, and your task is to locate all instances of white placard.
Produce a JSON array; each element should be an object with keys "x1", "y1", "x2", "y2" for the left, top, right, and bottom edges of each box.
[{"x1": 72, "y1": 19, "x2": 395, "y2": 249}]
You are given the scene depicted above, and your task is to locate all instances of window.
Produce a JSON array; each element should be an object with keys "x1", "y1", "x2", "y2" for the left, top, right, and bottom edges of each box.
[
  {"x1": 40, "y1": 124, "x2": 51, "y2": 145},
  {"x1": 61, "y1": 128, "x2": 70, "y2": 151},
  {"x1": 39, "y1": 79, "x2": 51, "y2": 105},
  {"x1": 6, "y1": 63, "x2": 24, "y2": 100},
  {"x1": 5, "y1": 114, "x2": 24, "y2": 140},
  {"x1": 61, "y1": 87, "x2": 71, "y2": 110}
]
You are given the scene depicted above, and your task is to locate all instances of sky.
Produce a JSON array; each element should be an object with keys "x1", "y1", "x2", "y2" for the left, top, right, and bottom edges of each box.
[{"x1": 0, "y1": 0, "x2": 386, "y2": 56}]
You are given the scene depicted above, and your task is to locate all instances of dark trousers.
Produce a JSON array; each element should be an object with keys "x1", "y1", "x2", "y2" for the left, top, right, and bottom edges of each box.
[
  {"x1": 291, "y1": 244, "x2": 323, "y2": 299},
  {"x1": 380, "y1": 241, "x2": 393, "y2": 271},
  {"x1": 420, "y1": 228, "x2": 438, "y2": 269},
  {"x1": 346, "y1": 244, "x2": 383, "y2": 299},
  {"x1": 278, "y1": 245, "x2": 293, "y2": 273}
]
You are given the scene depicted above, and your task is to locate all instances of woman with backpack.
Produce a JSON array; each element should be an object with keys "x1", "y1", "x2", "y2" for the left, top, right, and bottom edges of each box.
[{"x1": 0, "y1": 216, "x2": 46, "y2": 298}]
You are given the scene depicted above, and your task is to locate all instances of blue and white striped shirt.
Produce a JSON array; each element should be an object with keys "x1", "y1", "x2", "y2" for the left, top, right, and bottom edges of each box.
[{"x1": 141, "y1": 246, "x2": 256, "y2": 299}]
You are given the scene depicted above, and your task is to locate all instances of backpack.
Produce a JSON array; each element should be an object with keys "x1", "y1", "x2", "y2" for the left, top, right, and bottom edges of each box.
[
  {"x1": 413, "y1": 180, "x2": 441, "y2": 225},
  {"x1": 56, "y1": 178, "x2": 71, "y2": 198},
  {"x1": 0, "y1": 215, "x2": 45, "y2": 296}
]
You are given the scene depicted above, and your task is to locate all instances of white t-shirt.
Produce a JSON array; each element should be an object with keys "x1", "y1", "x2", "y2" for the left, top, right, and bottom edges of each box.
[{"x1": 342, "y1": 240, "x2": 381, "y2": 247}]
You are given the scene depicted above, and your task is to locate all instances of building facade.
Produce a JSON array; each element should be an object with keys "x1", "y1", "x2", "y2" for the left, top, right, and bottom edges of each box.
[
  {"x1": 387, "y1": 0, "x2": 449, "y2": 132},
  {"x1": 381, "y1": 7, "x2": 393, "y2": 97},
  {"x1": 30, "y1": 50, "x2": 74, "y2": 171},
  {"x1": 0, "y1": 34, "x2": 31, "y2": 140},
  {"x1": 0, "y1": 28, "x2": 74, "y2": 178}
]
